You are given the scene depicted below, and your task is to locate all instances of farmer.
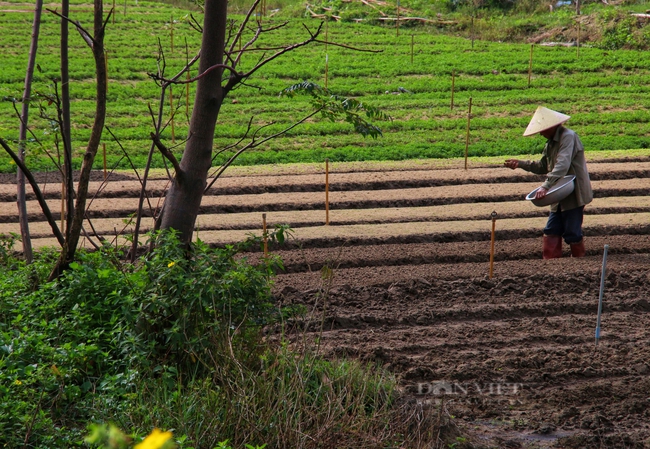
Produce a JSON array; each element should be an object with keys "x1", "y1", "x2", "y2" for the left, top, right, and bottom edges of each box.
[{"x1": 504, "y1": 106, "x2": 593, "y2": 259}]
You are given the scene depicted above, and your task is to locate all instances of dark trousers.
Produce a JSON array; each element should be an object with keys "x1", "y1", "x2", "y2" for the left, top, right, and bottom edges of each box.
[{"x1": 544, "y1": 206, "x2": 584, "y2": 244}]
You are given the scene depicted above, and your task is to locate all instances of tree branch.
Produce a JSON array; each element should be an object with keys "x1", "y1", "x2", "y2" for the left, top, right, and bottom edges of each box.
[
  {"x1": 12, "y1": 99, "x2": 65, "y2": 177},
  {"x1": 210, "y1": 117, "x2": 254, "y2": 164},
  {"x1": 204, "y1": 108, "x2": 322, "y2": 193},
  {"x1": 47, "y1": 9, "x2": 95, "y2": 48},
  {"x1": 312, "y1": 39, "x2": 383, "y2": 52},
  {"x1": 224, "y1": 23, "x2": 324, "y2": 94},
  {"x1": 81, "y1": 223, "x2": 101, "y2": 250},
  {"x1": 50, "y1": 0, "x2": 108, "y2": 280},
  {"x1": 150, "y1": 133, "x2": 183, "y2": 181},
  {"x1": 150, "y1": 61, "x2": 236, "y2": 85},
  {"x1": 227, "y1": 0, "x2": 262, "y2": 55},
  {"x1": 188, "y1": 13, "x2": 203, "y2": 33},
  {"x1": 0, "y1": 137, "x2": 65, "y2": 246}
]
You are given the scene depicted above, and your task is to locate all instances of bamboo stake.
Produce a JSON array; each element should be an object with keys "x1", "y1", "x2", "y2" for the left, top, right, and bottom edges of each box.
[
  {"x1": 325, "y1": 158, "x2": 330, "y2": 225},
  {"x1": 325, "y1": 54, "x2": 329, "y2": 89},
  {"x1": 170, "y1": 15, "x2": 174, "y2": 53},
  {"x1": 410, "y1": 34, "x2": 414, "y2": 64},
  {"x1": 528, "y1": 44, "x2": 533, "y2": 88},
  {"x1": 103, "y1": 143, "x2": 107, "y2": 180},
  {"x1": 170, "y1": 86, "x2": 175, "y2": 143},
  {"x1": 450, "y1": 70, "x2": 455, "y2": 111},
  {"x1": 595, "y1": 244, "x2": 609, "y2": 346},
  {"x1": 262, "y1": 213, "x2": 268, "y2": 257},
  {"x1": 489, "y1": 211, "x2": 497, "y2": 279},
  {"x1": 464, "y1": 97, "x2": 472, "y2": 170}
]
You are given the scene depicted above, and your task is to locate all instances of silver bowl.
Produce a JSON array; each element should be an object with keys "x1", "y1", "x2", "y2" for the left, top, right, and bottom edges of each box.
[{"x1": 526, "y1": 175, "x2": 576, "y2": 207}]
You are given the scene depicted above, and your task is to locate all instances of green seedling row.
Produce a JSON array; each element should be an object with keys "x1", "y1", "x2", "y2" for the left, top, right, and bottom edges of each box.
[{"x1": 1, "y1": 0, "x2": 650, "y2": 173}]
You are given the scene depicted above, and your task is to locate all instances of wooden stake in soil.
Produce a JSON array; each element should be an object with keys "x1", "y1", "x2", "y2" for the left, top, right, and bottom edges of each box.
[
  {"x1": 262, "y1": 213, "x2": 268, "y2": 257},
  {"x1": 325, "y1": 158, "x2": 330, "y2": 225},
  {"x1": 528, "y1": 44, "x2": 533, "y2": 88},
  {"x1": 489, "y1": 211, "x2": 497, "y2": 279},
  {"x1": 595, "y1": 244, "x2": 609, "y2": 346},
  {"x1": 325, "y1": 54, "x2": 329, "y2": 89},
  {"x1": 411, "y1": 34, "x2": 414, "y2": 64},
  {"x1": 103, "y1": 143, "x2": 107, "y2": 180},
  {"x1": 464, "y1": 97, "x2": 472, "y2": 170},
  {"x1": 169, "y1": 86, "x2": 175, "y2": 143},
  {"x1": 450, "y1": 70, "x2": 455, "y2": 111}
]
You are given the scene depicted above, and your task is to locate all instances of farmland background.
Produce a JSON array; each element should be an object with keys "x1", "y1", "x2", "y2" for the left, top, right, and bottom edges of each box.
[
  {"x1": 3, "y1": 2, "x2": 650, "y2": 448},
  {"x1": 2, "y1": 0, "x2": 650, "y2": 174}
]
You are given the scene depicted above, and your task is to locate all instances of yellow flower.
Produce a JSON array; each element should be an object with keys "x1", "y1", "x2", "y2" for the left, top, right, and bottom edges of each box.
[
  {"x1": 134, "y1": 428, "x2": 173, "y2": 449},
  {"x1": 167, "y1": 261, "x2": 175, "y2": 268},
  {"x1": 14, "y1": 379, "x2": 22, "y2": 385},
  {"x1": 9, "y1": 161, "x2": 15, "y2": 165}
]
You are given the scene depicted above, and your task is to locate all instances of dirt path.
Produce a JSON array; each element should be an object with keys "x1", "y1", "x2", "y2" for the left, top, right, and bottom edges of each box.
[{"x1": 2, "y1": 156, "x2": 649, "y2": 447}]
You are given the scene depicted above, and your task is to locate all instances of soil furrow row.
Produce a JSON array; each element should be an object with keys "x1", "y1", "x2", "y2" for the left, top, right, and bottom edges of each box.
[
  {"x1": 2, "y1": 179, "x2": 647, "y2": 222},
  {"x1": 2, "y1": 160, "x2": 649, "y2": 199}
]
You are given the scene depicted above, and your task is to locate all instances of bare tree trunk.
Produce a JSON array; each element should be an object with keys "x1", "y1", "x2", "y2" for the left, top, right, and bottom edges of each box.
[
  {"x1": 576, "y1": 0, "x2": 580, "y2": 15},
  {"x1": 17, "y1": 0, "x2": 44, "y2": 263},
  {"x1": 49, "y1": 0, "x2": 107, "y2": 280},
  {"x1": 61, "y1": 0, "x2": 74, "y2": 239},
  {"x1": 157, "y1": 0, "x2": 228, "y2": 244}
]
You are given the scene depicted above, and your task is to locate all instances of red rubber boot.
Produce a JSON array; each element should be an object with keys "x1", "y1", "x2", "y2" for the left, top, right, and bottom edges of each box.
[
  {"x1": 570, "y1": 239, "x2": 586, "y2": 257},
  {"x1": 543, "y1": 235, "x2": 563, "y2": 259}
]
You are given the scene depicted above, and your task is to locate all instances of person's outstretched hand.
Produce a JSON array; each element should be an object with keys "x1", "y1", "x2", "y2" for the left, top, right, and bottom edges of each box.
[{"x1": 504, "y1": 159, "x2": 518, "y2": 170}]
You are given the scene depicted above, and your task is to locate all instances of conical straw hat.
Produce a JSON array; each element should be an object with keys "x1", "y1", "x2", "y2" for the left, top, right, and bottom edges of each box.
[{"x1": 523, "y1": 106, "x2": 571, "y2": 136}]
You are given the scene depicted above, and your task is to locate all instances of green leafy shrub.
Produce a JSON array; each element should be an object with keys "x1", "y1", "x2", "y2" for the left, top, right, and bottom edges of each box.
[
  {"x1": 597, "y1": 8, "x2": 649, "y2": 50},
  {"x1": 135, "y1": 230, "x2": 281, "y2": 371},
  {"x1": 0, "y1": 245, "x2": 139, "y2": 447},
  {"x1": 0, "y1": 231, "x2": 283, "y2": 448},
  {"x1": 0, "y1": 232, "x2": 20, "y2": 268}
]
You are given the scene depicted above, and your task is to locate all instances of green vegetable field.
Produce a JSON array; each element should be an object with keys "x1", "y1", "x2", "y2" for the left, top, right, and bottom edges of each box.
[{"x1": 1, "y1": 0, "x2": 650, "y2": 173}]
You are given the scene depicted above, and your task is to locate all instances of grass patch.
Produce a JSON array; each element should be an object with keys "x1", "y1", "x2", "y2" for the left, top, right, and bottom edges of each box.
[{"x1": 2, "y1": 1, "x2": 650, "y2": 173}]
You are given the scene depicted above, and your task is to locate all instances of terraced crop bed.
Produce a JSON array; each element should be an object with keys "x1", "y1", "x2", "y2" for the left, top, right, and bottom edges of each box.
[{"x1": 2, "y1": 153, "x2": 650, "y2": 447}]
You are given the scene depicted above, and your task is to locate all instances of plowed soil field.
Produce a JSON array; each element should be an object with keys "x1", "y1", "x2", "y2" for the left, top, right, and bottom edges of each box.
[{"x1": 2, "y1": 156, "x2": 650, "y2": 448}]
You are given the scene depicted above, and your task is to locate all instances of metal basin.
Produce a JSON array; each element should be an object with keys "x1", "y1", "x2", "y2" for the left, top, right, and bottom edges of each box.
[{"x1": 526, "y1": 175, "x2": 576, "y2": 207}]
